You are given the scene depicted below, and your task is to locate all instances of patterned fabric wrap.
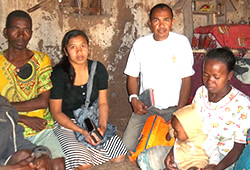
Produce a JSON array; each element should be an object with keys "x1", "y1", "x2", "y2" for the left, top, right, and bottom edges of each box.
[
  {"x1": 234, "y1": 128, "x2": 250, "y2": 170},
  {"x1": 0, "y1": 51, "x2": 53, "y2": 137},
  {"x1": 247, "y1": 128, "x2": 250, "y2": 144}
]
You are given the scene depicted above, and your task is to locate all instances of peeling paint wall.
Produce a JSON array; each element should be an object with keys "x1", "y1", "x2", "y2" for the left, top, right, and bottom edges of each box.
[{"x1": 0, "y1": 0, "x2": 249, "y2": 128}]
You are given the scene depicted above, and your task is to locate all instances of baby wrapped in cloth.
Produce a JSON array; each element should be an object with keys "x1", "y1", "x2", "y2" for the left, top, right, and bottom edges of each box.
[
  {"x1": 173, "y1": 103, "x2": 220, "y2": 169},
  {"x1": 137, "y1": 103, "x2": 220, "y2": 170}
]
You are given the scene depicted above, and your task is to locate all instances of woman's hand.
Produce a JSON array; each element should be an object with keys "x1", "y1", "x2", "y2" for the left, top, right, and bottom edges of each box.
[
  {"x1": 80, "y1": 129, "x2": 101, "y2": 146},
  {"x1": 98, "y1": 126, "x2": 106, "y2": 136},
  {"x1": 89, "y1": 126, "x2": 105, "y2": 146},
  {"x1": 203, "y1": 164, "x2": 217, "y2": 170},
  {"x1": 131, "y1": 99, "x2": 147, "y2": 115},
  {"x1": 165, "y1": 148, "x2": 178, "y2": 170}
]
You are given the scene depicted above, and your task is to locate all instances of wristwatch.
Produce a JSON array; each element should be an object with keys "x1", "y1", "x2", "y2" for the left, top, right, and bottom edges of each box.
[{"x1": 129, "y1": 94, "x2": 138, "y2": 102}]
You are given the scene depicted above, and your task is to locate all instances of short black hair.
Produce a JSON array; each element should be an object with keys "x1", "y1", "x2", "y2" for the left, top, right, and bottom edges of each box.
[
  {"x1": 204, "y1": 47, "x2": 236, "y2": 73},
  {"x1": 149, "y1": 3, "x2": 173, "y2": 20},
  {"x1": 6, "y1": 10, "x2": 32, "y2": 29}
]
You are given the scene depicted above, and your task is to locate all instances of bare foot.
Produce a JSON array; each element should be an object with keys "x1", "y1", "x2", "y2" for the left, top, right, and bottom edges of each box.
[
  {"x1": 74, "y1": 164, "x2": 92, "y2": 170},
  {"x1": 111, "y1": 155, "x2": 126, "y2": 163}
]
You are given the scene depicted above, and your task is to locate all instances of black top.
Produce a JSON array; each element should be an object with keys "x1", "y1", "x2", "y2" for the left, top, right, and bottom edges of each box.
[{"x1": 50, "y1": 60, "x2": 108, "y2": 118}]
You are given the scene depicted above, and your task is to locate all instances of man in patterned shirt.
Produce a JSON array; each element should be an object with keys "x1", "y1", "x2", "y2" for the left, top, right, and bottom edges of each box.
[{"x1": 0, "y1": 10, "x2": 65, "y2": 170}]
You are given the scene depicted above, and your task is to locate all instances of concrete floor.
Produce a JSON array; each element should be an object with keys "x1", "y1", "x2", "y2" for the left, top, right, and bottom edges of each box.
[
  {"x1": 92, "y1": 156, "x2": 139, "y2": 170},
  {"x1": 91, "y1": 118, "x2": 140, "y2": 170}
]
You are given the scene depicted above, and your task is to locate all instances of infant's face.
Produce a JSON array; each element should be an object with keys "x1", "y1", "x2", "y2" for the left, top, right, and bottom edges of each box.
[{"x1": 171, "y1": 116, "x2": 188, "y2": 141}]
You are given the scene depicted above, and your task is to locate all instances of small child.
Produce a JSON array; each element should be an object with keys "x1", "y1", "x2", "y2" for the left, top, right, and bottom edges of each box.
[
  {"x1": 137, "y1": 103, "x2": 220, "y2": 170},
  {"x1": 167, "y1": 103, "x2": 220, "y2": 169}
]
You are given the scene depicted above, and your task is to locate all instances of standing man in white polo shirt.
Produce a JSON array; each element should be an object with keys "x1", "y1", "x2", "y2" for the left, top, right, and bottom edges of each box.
[{"x1": 122, "y1": 3, "x2": 195, "y2": 152}]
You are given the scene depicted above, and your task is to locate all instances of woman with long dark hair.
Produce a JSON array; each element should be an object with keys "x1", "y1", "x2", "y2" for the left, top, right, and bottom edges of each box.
[{"x1": 49, "y1": 29, "x2": 127, "y2": 170}]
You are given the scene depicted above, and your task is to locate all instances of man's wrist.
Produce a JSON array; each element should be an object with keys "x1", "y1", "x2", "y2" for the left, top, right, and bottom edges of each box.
[
  {"x1": 129, "y1": 94, "x2": 138, "y2": 102},
  {"x1": 33, "y1": 146, "x2": 52, "y2": 159}
]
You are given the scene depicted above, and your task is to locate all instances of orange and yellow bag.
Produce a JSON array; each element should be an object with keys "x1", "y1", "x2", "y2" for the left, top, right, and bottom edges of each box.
[{"x1": 128, "y1": 115, "x2": 175, "y2": 164}]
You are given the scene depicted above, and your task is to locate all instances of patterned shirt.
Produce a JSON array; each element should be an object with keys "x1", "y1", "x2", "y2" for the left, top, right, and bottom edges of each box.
[
  {"x1": 193, "y1": 85, "x2": 250, "y2": 156},
  {"x1": 0, "y1": 51, "x2": 53, "y2": 137}
]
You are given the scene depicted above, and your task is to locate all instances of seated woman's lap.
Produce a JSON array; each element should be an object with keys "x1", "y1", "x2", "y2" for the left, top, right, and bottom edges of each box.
[{"x1": 53, "y1": 121, "x2": 127, "y2": 169}]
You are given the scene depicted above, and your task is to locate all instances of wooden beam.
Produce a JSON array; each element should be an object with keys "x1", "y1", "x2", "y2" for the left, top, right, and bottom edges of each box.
[
  {"x1": 183, "y1": 0, "x2": 193, "y2": 42},
  {"x1": 226, "y1": 0, "x2": 236, "y2": 11},
  {"x1": 27, "y1": 0, "x2": 51, "y2": 13}
]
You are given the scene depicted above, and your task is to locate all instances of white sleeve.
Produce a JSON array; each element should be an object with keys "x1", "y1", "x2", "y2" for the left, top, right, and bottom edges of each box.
[
  {"x1": 177, "y1": 36, "x2": 195, "y2": 78},
  {"x1": 124, "y1": 43, "x2": 140, "y2": 78},
  {"x1": 202, "y1": 137, "x2": 221, "y2": 165}
]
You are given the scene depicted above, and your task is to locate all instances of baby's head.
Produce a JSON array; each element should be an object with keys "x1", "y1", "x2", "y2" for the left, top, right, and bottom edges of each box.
[
  {"x1": 171, "y1": 115, "x2": 188, "y2": 141},
  {"x1": 171, "y1": 103, "x2": 203, "y2": 141}
]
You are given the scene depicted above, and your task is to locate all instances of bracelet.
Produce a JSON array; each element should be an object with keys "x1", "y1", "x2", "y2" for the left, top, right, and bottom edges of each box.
[{"x1": 129, "y1": 94, "x2": 138, "y2": 102}]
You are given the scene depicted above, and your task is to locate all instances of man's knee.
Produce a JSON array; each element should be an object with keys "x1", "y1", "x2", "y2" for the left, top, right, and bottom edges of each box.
[{"x1": 122, "y1": 125, "x2": 142, "y2": 151}]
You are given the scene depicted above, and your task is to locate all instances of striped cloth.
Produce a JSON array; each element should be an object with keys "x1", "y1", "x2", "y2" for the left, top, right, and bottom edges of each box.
[{"x1": 53, "y1": 121, "x2": 127, "y2": 170}]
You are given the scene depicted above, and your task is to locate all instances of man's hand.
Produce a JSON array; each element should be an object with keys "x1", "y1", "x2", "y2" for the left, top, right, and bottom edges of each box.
[
  {"x1": 2, "y1": 154, "x2": 36, "y2": 170},
  {"x1": 127, "y1": 75, "x2": 147, "y2": 115},
  {"x1": 20, "y1": 115, "x2": 47, "y2": 132},
  {"x1": 131, "y1": 98, "x2": 147, "y2": 115},
  {"x1": 34, "y1": 155, "x2": 52, "y2": 170}
]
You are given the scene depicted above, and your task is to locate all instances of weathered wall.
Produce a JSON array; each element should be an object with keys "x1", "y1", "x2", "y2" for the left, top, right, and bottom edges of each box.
[
  {"x1": 193, "y1": 0, "x2": 249, "y2": 28},
  {"x1": 0, "y1": 0, "x2": 249, "y2": 130}
]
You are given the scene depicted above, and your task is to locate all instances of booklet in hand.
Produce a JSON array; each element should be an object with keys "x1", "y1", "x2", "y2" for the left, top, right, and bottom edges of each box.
[
  {"x1": 138, "y1": 88, "x2": 155, "y2": 110},
  {"x1": 84, "y1": 118, "x2": 103, "y2": 143}
]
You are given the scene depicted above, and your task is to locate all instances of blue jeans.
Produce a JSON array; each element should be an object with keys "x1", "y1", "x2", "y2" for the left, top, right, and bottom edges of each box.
[{"x1": 122, "y1": 106, "x2": 176, "y2": 151}]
